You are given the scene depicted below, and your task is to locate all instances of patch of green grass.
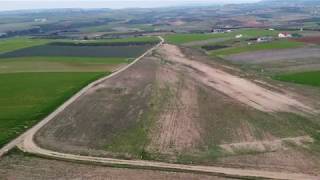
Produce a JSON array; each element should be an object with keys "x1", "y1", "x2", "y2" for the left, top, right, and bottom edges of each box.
[
  {"x1": 210, "y1": 40, "x2": 304, "y2": 57},
  {"x1": 0, "y1": 37, "x2": 52, "y2": 54},
  {"x1": 176, "y1": 145, "x2": 225, "y2": 164},
  {"x1": 164, "y1": 29, "x2": 279, "y2": 44},
  {"x1": 105, "y1": 83, "x2": 172, "y2": 159},
  {"x1": 274, "y1": 71, "x2": 320, "y2": 87},
  {"x1": 164, "y1": 33, "x2": 230, "y2": 44},
  {"x1": 0, "y1": 57, "x2": 129, "y2": 73},
  {"x1": 0, "y1": 72, "x2": 107, "y2": 147}
]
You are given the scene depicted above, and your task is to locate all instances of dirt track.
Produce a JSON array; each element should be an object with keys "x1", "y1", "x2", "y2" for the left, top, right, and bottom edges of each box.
[
  {"x1": 1, "y1": 38, "x2": 320, "y2": 179},
  {"x1": 160, "y1": 44, "x2": 315, "y2": 114}
]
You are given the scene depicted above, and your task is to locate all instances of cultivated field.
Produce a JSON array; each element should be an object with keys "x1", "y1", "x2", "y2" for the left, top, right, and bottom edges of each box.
[
  {"x1": 210, "y1": 40, "x2": 304, "y2": 57},
  {"x1": 293, "y1": 36, "x2": 320, "y2": 45},
  {"x1": 0, "y1": 44, "x2": 152, "y2": 58},
  {"x1": 275, "y1": 71, "x2": 320, "y2": 87},
  {"x1": 0, "y1": 72, "x2": 105, "y2": 147},
  {"x1": 164, "y1": 29, "x2": 279, "y2": 45},
  {"x1": 0, "y1": 36, "x2": 155, "y2": 148},
  {"x1": 0, "y1": 37, "x2": 52, "y2": 54}
]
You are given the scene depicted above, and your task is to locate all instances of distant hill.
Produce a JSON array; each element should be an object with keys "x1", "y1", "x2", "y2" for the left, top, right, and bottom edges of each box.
[{"x1": 260, "y1": 0, "x2": 320, "y2": 6}]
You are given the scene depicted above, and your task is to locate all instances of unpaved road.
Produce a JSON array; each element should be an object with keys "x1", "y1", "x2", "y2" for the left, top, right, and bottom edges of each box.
[{"x1": 1, "y1": 38, "x2": 319, "y2": 180}]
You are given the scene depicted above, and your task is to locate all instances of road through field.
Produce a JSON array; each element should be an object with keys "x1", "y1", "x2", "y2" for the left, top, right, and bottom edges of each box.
[{"x1": 1, "y1": 37, "x2": 319, "y2": 180}]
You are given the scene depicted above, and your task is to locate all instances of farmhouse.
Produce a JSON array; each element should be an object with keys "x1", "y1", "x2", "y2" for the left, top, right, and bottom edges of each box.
[{"x1": 278, "y1": 32, "x2": 292, "y2": 38}]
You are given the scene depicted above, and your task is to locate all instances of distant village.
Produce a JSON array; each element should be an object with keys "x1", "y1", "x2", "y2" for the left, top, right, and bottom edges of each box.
[{"x1": 211, "y1": 28, "x2": 303, "y2": 45}]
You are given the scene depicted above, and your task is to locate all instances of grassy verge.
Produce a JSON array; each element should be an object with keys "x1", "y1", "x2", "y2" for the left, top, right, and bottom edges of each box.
[{"x1": 105, "y1": 83, "x2": 172, "y2": 160}]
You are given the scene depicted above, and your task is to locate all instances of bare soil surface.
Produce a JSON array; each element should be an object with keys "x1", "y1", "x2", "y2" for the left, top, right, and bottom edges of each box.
[
  {"x1": 148, "y1": 66, "x2": 203, "y2": 154},
  {"x1": 0, "y1": 153, "x2": 229, "y2": 180},
  {"x1": 226, "y1": 47, "x2": 320, "y2": 64},
  {"x1": 293, "y1": 36, "x2": 320, "y2": 45},
  {"x1": 160, "y1": 44, "x2": 315, "y2": 114},
  {"x1": 36, "y1": 55, "x2": 159, "y2": 156},
  {"x1": 33, "y1": 43, "x2": 320, "y2": 175}
]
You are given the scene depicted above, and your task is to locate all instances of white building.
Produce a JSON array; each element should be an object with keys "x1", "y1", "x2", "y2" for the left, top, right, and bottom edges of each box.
[
  {"x1": 235, "y1": 34, "x2": 243, "y2": 39},
  {"x1": 278, "y1": 32, "x2": 292, "y2": 38}
]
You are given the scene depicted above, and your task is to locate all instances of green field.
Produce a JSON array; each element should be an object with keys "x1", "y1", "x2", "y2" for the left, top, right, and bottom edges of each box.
[
  {"x1": 0, "y1": 36, "x2": 154, "y2": 147},
  {"x1": 164, "y1": 29, "x2": 279, "y2": 44},
  {"x1": 0, "y1": 36, "x2": 158, "y2": 55},
  {"x1": 0, "y1": 57, "x2": 129, "y2": 73},
  {"x1": 210, "y1": 40, "x2": 304, "y2": 57},
  {"x1": 0, "y1": 37, "x2": 52, "y2": 54},
  {"x1": 99, "y1": 36, "x2": 159, "y2": 43},
  {"x1": 0, "y1": 72, "x2": 106, "y2": 147},
  {"x1": 0, "y1": 44, "x2": 152, "y2": 58},
  {"x1": 274, "y1": 71, "x2": 320, "y2": 87}
]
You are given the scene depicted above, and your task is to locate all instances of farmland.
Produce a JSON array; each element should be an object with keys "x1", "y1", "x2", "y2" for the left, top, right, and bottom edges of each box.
[
  {"x1": 34, "y1": 43, "x2": 320, "y2": 176},
  {"x1": 164, "y1": 29, "x2": 279, "y2": 44},
  {"x1": 274, "y1": 71, "x2": 320, "y2": 87},
  {"x1": 0, "y1": 44, "x2": 152, "y2": 58},
  {"x1": 0, "y1": 57, "x2": 129, "y2": 73},
  {"x1": 0, "y1": 36, "x2": 156, "y2": 148},
  {"x1": 209, "y1": 40, "x2": 304, "y2": 57},
  {"x1": 1, "y1": 1, "x2": 320, "y2": 179},
  {"x1": 293, "y1": 36, "x2": 320, "y2": 44},
  {"x1": 0, "y1": 72, "x2": 105, "y2": 147},
  {"x1": 0, "y1": 37, "x2": 52, "y2": 54}
]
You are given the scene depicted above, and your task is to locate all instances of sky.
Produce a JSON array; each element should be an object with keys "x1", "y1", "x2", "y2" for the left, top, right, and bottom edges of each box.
[{"x1": 0, "y1": 0, "x2": 260, "y2": 11}]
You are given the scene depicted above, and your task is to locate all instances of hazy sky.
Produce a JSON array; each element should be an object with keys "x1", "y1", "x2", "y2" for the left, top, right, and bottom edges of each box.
[{"x1": 0, "y1": 0, "x2": 260, "y2": 11}]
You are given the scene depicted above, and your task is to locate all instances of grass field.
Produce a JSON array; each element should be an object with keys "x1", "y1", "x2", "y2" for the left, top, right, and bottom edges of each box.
[
  {"x1": 274, "y1": 71, "x2": 320, "y2": 87},
  {"x1": 0, "y1": 57, "x2": 129, "y2": 73},
  {"x1": 100, "y1": 36, "x2": 159, "y2": 43},
  {"x1": 0, "y1": 37, "x2": 52, "y2": 54},
  {"x1": 210, "y1": 40, "x2": 304, "y2": 57},
  {"x1": 164, "y1": 29, "x2": 279, "y2": 44},
  {"x1": 0, "y1": 72, "x2": 106, "y2": 147},
  {"x1": 0, "y1": 44, "x2": 152, "y2": 58},
  {"x1": 0, "y1": 36, "x2": 158, "y2": 55}
]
